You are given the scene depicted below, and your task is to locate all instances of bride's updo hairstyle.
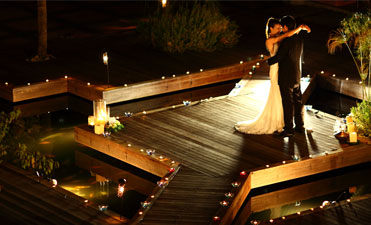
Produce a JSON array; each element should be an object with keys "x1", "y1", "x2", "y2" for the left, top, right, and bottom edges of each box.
[{"x1": 265, "y1": 17, "x2": 281, "y2": 39}]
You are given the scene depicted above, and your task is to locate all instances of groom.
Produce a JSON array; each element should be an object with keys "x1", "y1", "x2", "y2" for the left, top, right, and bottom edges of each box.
[{"x1": 268, "y1": 15, "x2": 309, "y2": 137}]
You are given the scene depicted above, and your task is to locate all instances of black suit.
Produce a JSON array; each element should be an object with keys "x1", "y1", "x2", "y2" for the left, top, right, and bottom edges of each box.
[{"x1": 268, "y1": 32, "x2": 306, "y2": 133}]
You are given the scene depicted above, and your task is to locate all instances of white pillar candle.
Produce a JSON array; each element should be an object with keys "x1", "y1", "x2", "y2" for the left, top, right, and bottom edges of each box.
[
  {"x1": 349, "y1": 132, "x2": 357, "y2": 143},
  {"x1": 347, "y1": 122, "x2": 355, "y2": 133},
  {"x1": 94, "y1": 124, "x2": 104, "y2": 135}
]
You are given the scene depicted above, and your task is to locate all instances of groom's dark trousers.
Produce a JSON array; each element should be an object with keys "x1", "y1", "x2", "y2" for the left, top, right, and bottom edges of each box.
[
  {"x1": 279, "y1": 84, "x2": 304, "y2": 133},
  {"x1": 268, "y1": 32, "x2": 307, "y2": 133}
]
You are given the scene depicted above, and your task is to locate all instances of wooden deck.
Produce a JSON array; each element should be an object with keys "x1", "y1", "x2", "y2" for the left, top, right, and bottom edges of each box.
[
  {"x1": 0, "y1": 163, "x2": 124, "y2": 225},
  {"x1": 74, "y1": 89, "x2": 371, "y2": 224}
]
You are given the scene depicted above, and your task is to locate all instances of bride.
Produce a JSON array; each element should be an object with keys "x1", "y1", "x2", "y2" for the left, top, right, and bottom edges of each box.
[{"x1": 235, "y1": 18, "x2": 310, "y2": 134}]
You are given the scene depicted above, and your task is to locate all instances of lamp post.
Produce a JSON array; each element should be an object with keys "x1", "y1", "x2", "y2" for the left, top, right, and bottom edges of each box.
[
  {"x1": 162, "y1": 0, "x2": 167, "y2": 8},
  {"x1": 103, "y1": 51, "x2": 109, "y2": 87}
]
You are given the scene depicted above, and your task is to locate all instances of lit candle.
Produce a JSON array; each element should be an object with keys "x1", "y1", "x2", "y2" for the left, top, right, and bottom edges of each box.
[
  {"x1": 95, "y1": 116, "x2": 105, "y2": 126},
  {"x1": 94, "y1": 124, "x2": 104, "y2": 135},
  {"x1": 349, "y1": 132, "x2": 357, "y2": 143},
  {"x1": 347, "y1": 122, "x2": 355, "y2": 133},
  {"x1": 346, "y1": 116, "x2": 353, "y2": 123},
  {"x1": 88, "y1": 116, "x2": 95, "y2": 126},
  {"x1": 220, "y1": 200, "x2": 228, "y2": 206}
]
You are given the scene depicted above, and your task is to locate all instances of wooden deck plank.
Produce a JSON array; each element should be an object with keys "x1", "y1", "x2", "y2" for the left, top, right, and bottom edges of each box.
[{"x1": 74, "y1": 91, "x2": 369, "y2": 225}]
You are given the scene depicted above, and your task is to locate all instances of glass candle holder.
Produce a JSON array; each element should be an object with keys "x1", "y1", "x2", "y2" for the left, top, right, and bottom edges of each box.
[{"x1": 93, "y1": 99, "x2": 108, "y2": 125}]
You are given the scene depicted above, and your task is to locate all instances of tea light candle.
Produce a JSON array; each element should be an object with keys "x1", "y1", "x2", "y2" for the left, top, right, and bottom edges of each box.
[
  {"x1": 347, "y1": 122, "x2": 355, "y2": 133},
  {"x1": 88, "y1": 116, "x2": 95, "y2": 126},
  {"x1": 349, "y1": 132, "x2": 357, "y2": 143},
  {"x1": 94, "y1": 124, "x2": 104, "y2": 135}
]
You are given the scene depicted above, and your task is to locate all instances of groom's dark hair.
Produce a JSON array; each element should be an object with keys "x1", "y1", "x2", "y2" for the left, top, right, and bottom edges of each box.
[{"x1": 280, "y1": 15, "x2": 296, "y2": 30}]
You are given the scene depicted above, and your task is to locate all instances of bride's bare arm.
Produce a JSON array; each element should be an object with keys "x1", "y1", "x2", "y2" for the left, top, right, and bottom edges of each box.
[{"x1": 267, "y1": 24, "x2": 311, "y2": 46}]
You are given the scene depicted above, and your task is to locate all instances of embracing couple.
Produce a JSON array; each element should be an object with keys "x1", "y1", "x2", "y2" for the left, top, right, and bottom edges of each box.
[{"x1": 235, "y1": 16, "x2": 311, "y2": 137}]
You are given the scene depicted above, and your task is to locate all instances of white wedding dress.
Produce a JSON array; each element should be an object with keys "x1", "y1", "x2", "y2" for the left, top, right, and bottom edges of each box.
[{"x1": 235, "y1": 43, "x2": 284, "y2": 134}]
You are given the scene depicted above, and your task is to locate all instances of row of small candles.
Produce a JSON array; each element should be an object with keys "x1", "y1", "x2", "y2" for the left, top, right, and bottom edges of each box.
[
  {"x1": 247, "y1": 198, "x2": 353, "y2": 224},
  {"x1": 3, "y1": 64, "x2": 365, "y2": 89},
  {"x1": 213, "y1": 169, "x2": 354, "y2": 223},
  {"x1": 3, "y1": 54, "x2": 266, "y2": 88}
]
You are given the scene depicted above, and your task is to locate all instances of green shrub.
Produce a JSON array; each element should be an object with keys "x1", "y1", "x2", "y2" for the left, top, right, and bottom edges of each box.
[
  {"x1": 351, "y1": 100, "x2": 371, "y2": 136},
  {"x1": 0, "y1": 110, "x2": 59, "y2": 176},
  {"x1": 138, "y1": 2, "x2": 240, "y2": 53}
]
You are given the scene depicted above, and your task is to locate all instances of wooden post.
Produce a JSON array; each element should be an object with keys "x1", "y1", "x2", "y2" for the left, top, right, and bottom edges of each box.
[{"x1": 38, "y1": 0, "x2": 47, "y2": 58}]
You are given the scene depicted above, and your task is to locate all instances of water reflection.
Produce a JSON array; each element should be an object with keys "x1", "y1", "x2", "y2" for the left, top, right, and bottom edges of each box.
[{"x1": 16, "y1": 110, "x2": 158, "y2": 219}]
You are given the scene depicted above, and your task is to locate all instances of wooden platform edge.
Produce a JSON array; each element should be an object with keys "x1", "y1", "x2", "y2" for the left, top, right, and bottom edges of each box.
[
  {"x1": 234, "y1": 165, "x2": 371, "y2": 225},
  {"x1": 317, "y1": 74, "x2": 364, "y2": 100},
  {"x1": 258, "y1": 193, "x2": 371, "y2": 225},
  {"x1": 219, "y1": 144, "x2": 371, "y2": 225},
  {"x1": 74, "y1": 125, "x2": 170, "y2": 177},
  {"x1": 1, "y1": 57, "x2": 265, "y2": 104},
  {"x1": 102, "y1": 59, "x2": 265, "y2": 104},
  {"x1": 12, "y1": 78, "x2": 68, "y2": 102}
]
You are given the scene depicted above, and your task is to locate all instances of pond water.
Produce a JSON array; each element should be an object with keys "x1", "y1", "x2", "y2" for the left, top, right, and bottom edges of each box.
[{"x1": 0, "y1": 81, "x2": 363, "y2": 220}]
